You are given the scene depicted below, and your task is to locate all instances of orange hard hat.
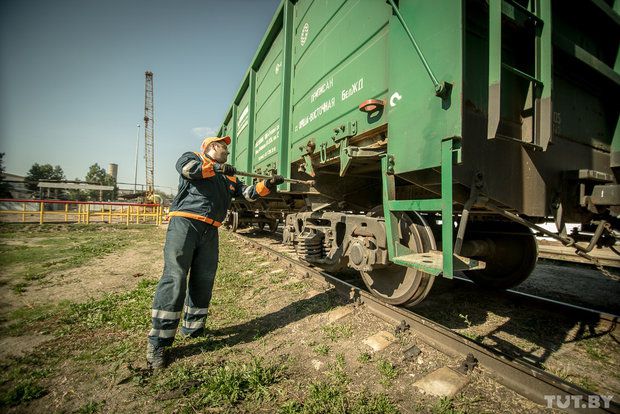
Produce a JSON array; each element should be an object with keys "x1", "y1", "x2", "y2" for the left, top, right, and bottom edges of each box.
[{"x1": 201, "y1": 136, "x2": 231, "y2": 153}]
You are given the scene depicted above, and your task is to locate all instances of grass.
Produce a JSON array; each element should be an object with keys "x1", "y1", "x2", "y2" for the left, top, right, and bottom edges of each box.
[
  {"x1": 577, "y1": 375, "x2": 599, "y2": 393},
  {"x1": 460, "y1": 331, "x2": 484, "y2": 342},
  {"x1": 0, "y1": 380, "x2": 47, "y2": 407},
  {"x1": 0, "y1": 353, "x2": 54, "y2": 408},
  {"x1": 157, "y1": 357, "x2": 286, "y2": 409},
  {"x1": 322, "y1": 323, "x2": 354, "y2": 342},
  {"x1": 283, "y1": 281, "x2": 308, "y2": 293},
  {"x1": 11, "y1": 282, "x2": 28, "y2": 294},
  {"x1": 75, "y1": 401, "x2": 105, "y2": 414},
  {"x1": 314, "y1": 344, "x2": 330, "y2": 356},
  {"x1": 432, "y1": 397, "x2": 466, "y2": 414},
  {"x1": 377, "y1": 359, "x2": 398, "y2": 386},
  {"x1": 327, "y1": 353, "x2": 349, "y2": 386},
  {"x1": 279, "y1": 381, "x2": 399, "y2": 414},
  {"x1": 546, "y1": 365, "x2": 570, "y2": 381},
  {"x1": 581, "y1": 338, "x2": 610, "y2": 363},
  {"x1": 0, "y1": 278, "x2": 158, "y2": 338},
  {"x1": 457, "y1": 313, "x2": 484, "y2": 342},
  {"x1": 357, "y1": 352, "x2": 372, "y2": 363},
  {"x1": 63, "y1": 279, "x2": 157, "y2": 330}
]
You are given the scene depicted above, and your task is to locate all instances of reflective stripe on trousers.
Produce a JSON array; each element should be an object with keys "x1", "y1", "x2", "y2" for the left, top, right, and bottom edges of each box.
[{"x1": 148, "y1": 216, "x2": 219, "y2": 346}]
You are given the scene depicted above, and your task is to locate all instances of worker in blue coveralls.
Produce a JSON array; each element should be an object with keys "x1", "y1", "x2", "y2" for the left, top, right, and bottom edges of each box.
[{"x1": 147, "y1": 135, "x2": 284, "y2": 369}]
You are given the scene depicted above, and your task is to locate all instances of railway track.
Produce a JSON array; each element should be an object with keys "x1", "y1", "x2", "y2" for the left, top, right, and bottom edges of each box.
[
  {"x1": 248, "y1": 227, "x2": 620, "y2": 315},
  {"x1": 231, "y1": 228, "x2": 619, "y2": 414},
  {"x1": 538, "y1": 243, "x2": 620, "y2": 269}
]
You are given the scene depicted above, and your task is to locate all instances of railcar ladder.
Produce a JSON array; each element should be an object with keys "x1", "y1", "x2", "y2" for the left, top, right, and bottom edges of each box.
[
  {"x1": 487, "y1": 0, "x2": 552, "y2": 150},
  {"x1": 382, "y1": 138, "x2": 485, "y2": 279}
]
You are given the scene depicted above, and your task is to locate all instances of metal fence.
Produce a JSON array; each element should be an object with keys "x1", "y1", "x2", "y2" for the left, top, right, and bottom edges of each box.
[{"x1": 0, "y1": 199, "x2": 165, "y2": 225}]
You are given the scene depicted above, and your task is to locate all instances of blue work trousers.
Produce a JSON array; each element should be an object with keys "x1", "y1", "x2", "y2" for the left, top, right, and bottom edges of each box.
[{"x1": 148, "y1": 216, "x2": 219, "y2": 347}]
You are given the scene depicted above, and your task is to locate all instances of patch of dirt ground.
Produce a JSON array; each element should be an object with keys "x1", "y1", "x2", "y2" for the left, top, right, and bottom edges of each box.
[{"x1": 0, "y1": 227, "x2": 166, "y2": 317}]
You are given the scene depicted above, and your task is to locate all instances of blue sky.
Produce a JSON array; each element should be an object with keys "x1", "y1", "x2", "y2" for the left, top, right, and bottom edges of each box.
[{"x1": 0, "y1": 0, "x2": 280, "y2": 194}]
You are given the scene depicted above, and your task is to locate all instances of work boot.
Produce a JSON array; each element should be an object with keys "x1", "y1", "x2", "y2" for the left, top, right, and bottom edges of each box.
[{"x1": 146, "y1": 342, "x2": 167, "y2": 370}]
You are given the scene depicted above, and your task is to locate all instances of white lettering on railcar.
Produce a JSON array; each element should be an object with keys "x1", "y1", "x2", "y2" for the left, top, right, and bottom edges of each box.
[
  {"x1": 300, "y1": 23, "x2": 309, "y2": 46},
  {"x1": 275, "y1": 62, "x2": 282, "y2": 75},
  {"x1": 390, "y1": 92, "x2": 402, "y2": 107},
  {"x1": 311, "y1": 78, "x2": 334, "y2": 103},
  {"x1": 258, "y1": 146, "x2": 277, "y2": 162},
  {"x1": 297, "y1": 97, "x2": 336, "y2": 131},
  {"x1": 341, "y1": 78, "x2": 364, "y2": 101},
  {"x1": 255, "y1": 124, "x2": 280, "y2": 161},
  {"x1": 237, "y1": 105, "x2": 249, "y2": 134}
]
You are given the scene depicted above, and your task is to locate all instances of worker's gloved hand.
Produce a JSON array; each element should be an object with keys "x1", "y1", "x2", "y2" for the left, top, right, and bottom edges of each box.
[
  {"x1": 266, "y1": 175, "x2": 284, "y2": 189},
  {"x1": 214, "y1": 163, "x2": 236, "y2": 175}
]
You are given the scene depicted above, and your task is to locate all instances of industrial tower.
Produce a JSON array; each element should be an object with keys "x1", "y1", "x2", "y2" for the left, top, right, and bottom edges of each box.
[{"x1": 144, "y1": 71, "x2": 155, "y2": 197}]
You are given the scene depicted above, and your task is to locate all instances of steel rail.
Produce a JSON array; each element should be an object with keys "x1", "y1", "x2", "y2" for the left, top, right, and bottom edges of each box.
[
  {"x1": 232, "y1": 231, "x2": 619, "y2": 414},
  {"x1": 451, "y1": 275, "x2": 619, "y2": 330}
]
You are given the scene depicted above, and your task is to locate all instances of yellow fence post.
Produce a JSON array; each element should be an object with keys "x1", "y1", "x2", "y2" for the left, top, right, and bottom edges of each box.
[
  {"x1": 64, "y1": 203, "x2": 69, "y2": 222},
  {"x1": 39, "y1": 202, "x2": 44, "y2": 224},
  {"x1": 108, "y1": 204, "x2": 112, "y2": 223},
  {"x1": 126, "y1": 206, "x2": 130, "y2": 225},
  {"x1": 86, "y1": 204, "x2": 90, "y2": 224},
  {"x1": 22, "y1": 203, "x2": 26, "y2": 223}
]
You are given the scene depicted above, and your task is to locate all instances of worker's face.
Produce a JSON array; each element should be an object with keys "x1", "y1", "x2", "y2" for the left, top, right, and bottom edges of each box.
[{"x1": 208, "y1": 141, "x2": 229, "y2": 163}]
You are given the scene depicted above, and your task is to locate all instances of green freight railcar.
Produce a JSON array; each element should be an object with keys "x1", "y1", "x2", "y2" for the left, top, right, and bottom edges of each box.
[{"x1": 218, "y1": 0, "x2": 620, "y2": 305}]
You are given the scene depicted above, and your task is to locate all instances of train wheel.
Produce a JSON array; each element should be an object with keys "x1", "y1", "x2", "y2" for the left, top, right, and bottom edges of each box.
[
  {"x1": 257, "y1": 219, "x2": 278, "y2": 233},
  {"x1": 224, "y1": 210, "x2": 239, "y2": 232},
  {"x1": 268, "y1": 219, "x2": 279, "y2": 233},
  {"x1": 463, "y1": 221, "x2": 538, "y2": 289},
  {"x1": 360, "y1": 211, "x2": 436, "y2": 306}
]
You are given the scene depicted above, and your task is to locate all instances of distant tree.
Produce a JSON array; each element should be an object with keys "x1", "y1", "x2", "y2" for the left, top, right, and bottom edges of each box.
[
  {"x1": 85, "y1": 163, "x2": 117, "y2": 200},
  {"x1": 0, "y1": 153, "x2": 12, "y2": 198},
  {"x1": 25, "y1": 163, "x2": 65, "y2": 191}
]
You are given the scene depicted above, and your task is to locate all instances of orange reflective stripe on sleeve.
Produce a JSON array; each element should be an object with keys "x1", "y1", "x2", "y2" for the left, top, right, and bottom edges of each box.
[
  {"x1": 201, "y1": 163, "x2": 215, "y2": 178},
  {"x1": 168, "y1": 211, "x2": 222, "y2": 227},
  {"x1": 256, "y1": 181, "x2": 270, "y2": 197},
  {"x1": 192, "y1": 152, "x2": 215, "y2": 178},
  {"x1": 226, "y1": 175, "x2": 237, "y2": 183}
]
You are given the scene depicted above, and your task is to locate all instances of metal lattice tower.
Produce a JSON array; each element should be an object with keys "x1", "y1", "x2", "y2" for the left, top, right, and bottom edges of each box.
[{"x1": 144, "y1": 71, "x2": 155, "y2": 196}]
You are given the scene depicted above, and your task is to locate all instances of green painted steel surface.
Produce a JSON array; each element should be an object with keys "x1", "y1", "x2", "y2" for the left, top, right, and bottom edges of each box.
[
  {"x1": 234, "y1": 87, "x2": 251, "y2": 185},
  {"x1": 278, "y1": 0, "x2": 294, "y2": 191},
  {"x1": 289, "y1": 0, "x2": 391, "y2": 162},
  {"x1": 486, "y1": 0, "x2": 552, "y2": 149},
  {"x1": 440, "y1": 138, "x2": 455, "y2": 279},
  {"x1": 388, "y1": 199, "x2": 443, "y2": 212},
  {"x1": 386, "y1": 0, "x2": 464, "y2": 174},
  {"x1": 253, "y1": 29, "x2": 283, "y2": 175}
]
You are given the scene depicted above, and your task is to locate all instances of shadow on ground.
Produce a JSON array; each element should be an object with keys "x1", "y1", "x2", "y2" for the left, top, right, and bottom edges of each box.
[
  {"x1": 170, "y1": 289, "x2": 341, "y2": 361},
  {"x1": 413, "y1": 276, "x2": 618, "y2": 367}
]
